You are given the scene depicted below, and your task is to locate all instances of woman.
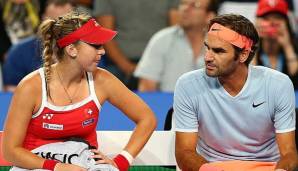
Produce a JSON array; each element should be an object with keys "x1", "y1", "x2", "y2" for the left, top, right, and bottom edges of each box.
[
  {"x1": 2, "y1": 10, "x2": 156, "y2": 171},
  {"x1": 254, "y1": 0, "x2": 298, "y2": 89}
]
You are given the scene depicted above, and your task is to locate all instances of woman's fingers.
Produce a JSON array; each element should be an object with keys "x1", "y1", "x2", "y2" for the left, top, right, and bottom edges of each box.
[
  {"x1": 90, "y1": 149, "x2": 114, "y2": 165},
  {"x1": 89, "y1": 149, "x2": 118, "y2": 168}
]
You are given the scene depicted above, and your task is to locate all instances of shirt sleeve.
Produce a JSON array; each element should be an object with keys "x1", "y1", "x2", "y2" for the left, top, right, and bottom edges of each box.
[
  {"x1": 93, "y1": 0, "x2": 113, "y2": 17},
  {"x1": 173, "y1": 76, "x2": 198, "y2": 132},
  {"x1": 134, "y1": 31, "x2": 167, "y2": 82},
  {"x1": 273, "y1": 75, "x2": 296, "y2": 133},
  {"x1": 3, "y1": 45, "x2": 27, "y2": 86}
]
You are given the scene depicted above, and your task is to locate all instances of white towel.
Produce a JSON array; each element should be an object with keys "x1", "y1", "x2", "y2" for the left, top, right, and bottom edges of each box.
[{"x1": 10, "y1": 140, "x2": 119, "y2": 171}]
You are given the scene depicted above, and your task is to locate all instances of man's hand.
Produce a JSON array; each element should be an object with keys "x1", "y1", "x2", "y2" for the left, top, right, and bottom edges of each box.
[
  {"x1": 275, "y1": 153, "x2": 298, "y2": 171},
  {"x1": 275, "y1": 131, "x2": 298, "y2": 171}
]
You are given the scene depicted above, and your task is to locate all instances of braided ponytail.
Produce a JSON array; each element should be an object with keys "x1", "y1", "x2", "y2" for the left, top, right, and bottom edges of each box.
[{"x1": 38, "y1": 19, "x2": 56, "y2": 95}]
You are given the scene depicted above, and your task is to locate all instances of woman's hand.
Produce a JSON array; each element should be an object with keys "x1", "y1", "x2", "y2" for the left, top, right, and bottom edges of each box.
[
  {"x1": 275, "y1": 20, "x2": 291, "y2": 48},
  {"x1": 54, "y1": 163, "x2": 87, "y2": 171},
  {"x1": 91, "y1": 149, "x2": 118, "y2": 168}
]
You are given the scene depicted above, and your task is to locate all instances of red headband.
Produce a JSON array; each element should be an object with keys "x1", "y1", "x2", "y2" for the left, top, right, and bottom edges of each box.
[
  {"x1": 208, "y1": 23, "x2": 253, "y2": 51},
  {"x1": 57, "y1": 18, "x2": 117, "y2": 48}
]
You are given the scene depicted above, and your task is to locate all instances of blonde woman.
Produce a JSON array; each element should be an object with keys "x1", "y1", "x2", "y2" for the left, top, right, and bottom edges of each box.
[{"x1": 2, "y1": 10, "x2": 156, "y2": 171}]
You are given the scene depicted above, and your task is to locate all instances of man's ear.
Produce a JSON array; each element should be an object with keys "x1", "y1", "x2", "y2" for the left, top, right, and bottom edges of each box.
[
  {"x1": 239, "y1": 50, "x2": 250, "y2": 63},
  {"x1": 64, "y1": 44, "x2": 78, "y2": 58},
  {"x1": 205, "y1": 12, "x2": 216, "y2": 25}
]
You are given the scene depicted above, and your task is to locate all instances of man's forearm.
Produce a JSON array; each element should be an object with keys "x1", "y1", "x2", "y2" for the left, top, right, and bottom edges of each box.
[
  {"x1": 104, "y1": 41, "x2": 136, "y2": 74},
  {"x1": 104, "y1": 41, "x2": 129, "y2": 65},
  {"x1": 176, "y1": 149, "x2": 207, "y2": 171}
]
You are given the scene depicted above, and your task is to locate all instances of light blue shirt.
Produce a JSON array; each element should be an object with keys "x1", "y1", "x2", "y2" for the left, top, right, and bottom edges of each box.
[
  {"x1": 174, "y1": 65, "x2": 296, "y2": 162},
  {"x1": 134, "y1": 26, "x2": 205, "y2": 92}
]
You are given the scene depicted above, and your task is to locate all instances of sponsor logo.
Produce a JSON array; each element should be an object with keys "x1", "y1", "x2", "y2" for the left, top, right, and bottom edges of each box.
[
  {"x1": 42, "y1": 114, "x2": 54, "y2": 120},
  {"x1": 35, "y1": 152, "x2": 79, "y2": 164},
  {"x1": 82, "y1": 118, "x2": 95, "y2": 126},
  {"x1": 268, "y1": 0, "x2": 277, "y2": 7},
  {"x1": 93, "y1": 20, "x2": 100, "y2": 27},
  {"x1": 42, "y1": 123, "x2": 63, "y2": 130},
  {"x1": 252, "y1": 101, "x2": 266, "y2": 108}
]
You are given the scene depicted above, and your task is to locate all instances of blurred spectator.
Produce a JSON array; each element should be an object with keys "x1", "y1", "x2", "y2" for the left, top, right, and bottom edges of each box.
[
  {"x1": 0, "y1": 8, "x2": 11, "y2": 63},
  {"x1": 134, "y1": 0, "x2": 219, "y2": 92},
  {"x1": 2, "y1": 0, "x2": 74, "y2": 92},
  {"x1": 218, "y1": 0, "x2": 294, "y2": 23},
  {"x1": 219, "y1": 0, "x2": 258, "y2": 22},
  {"x1": 0, "y1": 7, "x2": 11, "y2": 91},
  {"x1": 0, "y1": 0, "x2": 40, "y2": 44},
  {"x1": 253, "y1": 0, "x2": 298, "y2": 89},
  {"x1": 40, "y1": 0, "x2": 91, "y2": 17},
  {"x1": 75, "y1": 0, "x2": 93, "y2": 14},
  {"x1": 93, "y1": 0, "x2": 179, "y2": 90},
  {"x1": 294, "y1": 0, "x2": 298, "y2": 34}
]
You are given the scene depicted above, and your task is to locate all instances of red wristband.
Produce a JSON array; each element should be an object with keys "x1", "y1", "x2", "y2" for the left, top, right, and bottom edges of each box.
[
  {"x1": 42, "y1": 159, "x2": 59, "y2": 171},
  {"x1": 113, "y1": 154, "x2": 130, "y2": 171}
]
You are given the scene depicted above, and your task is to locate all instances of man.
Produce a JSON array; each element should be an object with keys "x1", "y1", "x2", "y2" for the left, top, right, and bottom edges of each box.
[
  {"x1": 174, "y1": 14, "x2": 298, "y2": 171},
  {"x1": 93, "y1": 0, "x2": 179, "y2": 90},
  {"x1": 134, "y1": 0, "x2": 219, "y2": 92},
  {"x1": 3, "y1": 0, "x2": 74, "y2": 92}
]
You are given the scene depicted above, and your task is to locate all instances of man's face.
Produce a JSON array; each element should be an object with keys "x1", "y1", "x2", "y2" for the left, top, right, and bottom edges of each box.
[
  {"x1": 204, "y1": 33, "x2": 239, "y2": 77},
  {"x1": 44, "y1": 3, "x2": 73, "y2": 20},
  {"x1": 178, "y1": 0, "x2": 210, "y2": 29}
]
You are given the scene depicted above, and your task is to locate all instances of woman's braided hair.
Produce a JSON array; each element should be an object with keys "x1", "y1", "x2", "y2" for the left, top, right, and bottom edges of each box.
[{"x1": 38, "y1": 10, "x2": 90, "y2": 96}]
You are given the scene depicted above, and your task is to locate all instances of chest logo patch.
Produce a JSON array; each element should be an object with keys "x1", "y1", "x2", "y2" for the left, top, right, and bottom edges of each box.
[
  {"x1": 42, "y1": 123, "x2": 64, "y2": 130},
  {"x1": 42, "y1": 114, "x2": 54, "y2": 120},
  {"x1": 84, "y1": 109, "x2": 94, "y2": 118},
  {"x1": 82, "y1": 118, "x2": 95, "y2": 127},
  {"x1": 252, "y1": 101, "x2": 266, "y2": 108}
]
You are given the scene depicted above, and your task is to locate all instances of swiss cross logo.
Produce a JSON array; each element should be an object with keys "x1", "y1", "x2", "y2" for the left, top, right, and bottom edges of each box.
[
  {"x1": 87, "y1": 109, "x2": 93, "y2": 115},
  {"x1": 268, "y1": 0, "x2": 277, "y2": 7},
  {"x1": 84, "y1": 108, "x2": 93, "y2": 118},
  {"x1": 42, "y1": 114, "x2": 54, "y2": 120}
]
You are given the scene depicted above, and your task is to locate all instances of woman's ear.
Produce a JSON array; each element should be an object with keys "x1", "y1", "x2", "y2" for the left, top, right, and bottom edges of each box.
[{"x1": 64, "y1": 44, "x2": 78, "y2": 58}]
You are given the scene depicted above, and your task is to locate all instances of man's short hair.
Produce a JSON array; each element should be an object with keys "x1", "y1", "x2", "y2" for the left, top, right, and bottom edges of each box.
[
  {"x1": 208, "y1": 14, "x2": 259, "y2": 66},
  {"x1": 206, "y1": 0, "x2": 220, "y2": 15}
]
